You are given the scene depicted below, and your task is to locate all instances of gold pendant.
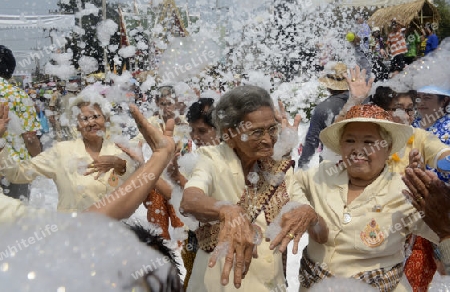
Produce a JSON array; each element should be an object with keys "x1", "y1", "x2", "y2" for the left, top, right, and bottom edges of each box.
[
  {"x1": 360, "y1": 218, "x2": 385, "y2": 247},
  {"x1": 108, "y1": 171, "x2": 119, "y2": 187}
]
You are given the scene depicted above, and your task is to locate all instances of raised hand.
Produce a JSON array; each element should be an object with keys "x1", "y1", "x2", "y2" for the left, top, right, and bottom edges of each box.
[
  {"x1": 276, "y1": 99, "x2": 301, "y2": 132},
  {"x1": 129, "y1": 104, "x2": 175, "y2": 157},
  {"x1": 344, "y1": 65, "x2": 374, "y2": 101}
]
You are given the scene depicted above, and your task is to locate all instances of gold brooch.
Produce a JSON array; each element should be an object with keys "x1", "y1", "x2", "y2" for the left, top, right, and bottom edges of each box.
[
  {"x1": 108, "y1": 171, "x2": 119, "y2": 187},
  {"x1": 360, "y1": 219, "x2": 385, "y2": 247}
]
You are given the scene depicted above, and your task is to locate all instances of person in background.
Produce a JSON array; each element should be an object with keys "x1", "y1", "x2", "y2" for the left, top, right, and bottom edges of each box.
[
  {"x1": 134, "y1": 85, "x2": 188, "y2": 242},
  {"x1": 368, "y1": 86, "x2": 450, "y2": 290},
  {"x1": 58, "y1": 82, "x2": 80, "y2": 141},
  {"x1": 419, "y1": 29, "x2": 428, "y2": 57},
  {"x1": 369, "y1": 27, "x2": 389, "y2": 82},
  {"x1": 424, "y1": 23, "x2": 439, "y2": 55},
  {"x1": 369, "y1": 27, "x2": 387, "y2": 59},
  {"x1": 404, "y1": 26, "x2": 421, "y2": 65},
  {"x1": 356, "y1": 15, "x2": 371, "y2": 51},
  {"x1": 412, "y1": 86, "x2": 450, "y2": 183},
  {"x1": 0, "y1": 45, "x2": 41, "y2": 200},
  {"x1": 0, "y1": 103, "x2": 176, "y2": 222},
  {"x1": 0, "y1": 93, "x2": 139, "y2": 213},
  {"x1": 49, "y1": 84, "x2": 64, "y2": 141},
  {"x1": 386, "y1": 19, "x2": 408, "y2": 76},
  {"x1": 298, "y1": 62, "x2": 350, "y2": 169},
  {"x1": 167, "y1": 97, "x2": 218, "y2": 290},
  {"x1": 187, "y1": 98, "x2": 217, "y2": 148},
  {"x1": 346, "y1": 32, "x2": 373, "y2": 77}
]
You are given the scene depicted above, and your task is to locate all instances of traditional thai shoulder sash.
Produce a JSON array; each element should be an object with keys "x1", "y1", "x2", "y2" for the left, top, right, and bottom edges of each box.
[
  {"x1": 195, "y1": 158, "x2": 294, "y2": 253},
  {"x1": 300, "y1": 249, "x2": 403, "y2": 292}
]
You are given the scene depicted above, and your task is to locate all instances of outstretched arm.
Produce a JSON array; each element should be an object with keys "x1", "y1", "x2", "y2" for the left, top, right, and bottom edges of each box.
[{"x1": 86, "y1": 104, "x2": 175, "y2": 220}]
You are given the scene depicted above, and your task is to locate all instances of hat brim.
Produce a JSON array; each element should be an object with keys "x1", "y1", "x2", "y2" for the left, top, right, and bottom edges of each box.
[
  {"x1": 437, "y1": 157, "x2": 450, "y2": 172},
  {"x1": 319, "y1": 118, "x2": 413, "y2": 155},
  {"x1": 319, "y1": 76, "x2": 349, "y2": 91}
]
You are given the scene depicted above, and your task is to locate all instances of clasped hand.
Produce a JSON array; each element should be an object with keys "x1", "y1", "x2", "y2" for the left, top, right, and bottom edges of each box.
[{"x1": 85, "y1": 156, "x2": 126, "y2": 179}]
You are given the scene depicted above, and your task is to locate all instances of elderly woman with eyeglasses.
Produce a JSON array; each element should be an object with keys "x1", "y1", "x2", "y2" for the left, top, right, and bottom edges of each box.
[
  {"x1": 180, "y1": 85, "x2": 318, "y2": 292},
  {"x1": 0, "y1": 91, "x2": 139, "y2": 212}
]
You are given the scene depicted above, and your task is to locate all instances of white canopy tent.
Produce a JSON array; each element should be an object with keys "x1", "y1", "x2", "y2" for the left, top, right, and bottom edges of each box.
[{"x1": 0, "y1": 14, "x2": 75, "y2": 30}]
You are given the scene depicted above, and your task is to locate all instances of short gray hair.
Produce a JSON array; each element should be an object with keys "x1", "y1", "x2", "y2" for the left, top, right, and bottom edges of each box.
[{"x1": 212, "y1": 85, "x2": 274, "y2": 134}]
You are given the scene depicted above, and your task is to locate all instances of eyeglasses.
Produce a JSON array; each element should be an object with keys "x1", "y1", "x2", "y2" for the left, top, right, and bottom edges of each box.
[
  {"x1": 245, "y1": 124, "x2": 280, "y2": 140},
  {"x1": 387, "y1": 108, "x2": 415, "y2": 116},
  {"x1": 79, "y1": 114, "x2": 103, "y2": 123}
]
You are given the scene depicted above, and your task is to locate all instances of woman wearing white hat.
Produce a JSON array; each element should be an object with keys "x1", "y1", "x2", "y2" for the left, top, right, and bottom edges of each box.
[
  {"x1": 295, "y1": 104, "x2": 438, "y2": 291},
  {"x1": 412, "y1": 86, "x2": 450, "y2": 181}
]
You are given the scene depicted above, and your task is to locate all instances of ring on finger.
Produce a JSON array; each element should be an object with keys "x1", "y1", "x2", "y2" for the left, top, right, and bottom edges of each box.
[
  {"x1": 286, "y1": 233, "x2": 295, "y2": 239},
  {"x1": 351, "y1": 78, "x2": 356, "y2": 82}
]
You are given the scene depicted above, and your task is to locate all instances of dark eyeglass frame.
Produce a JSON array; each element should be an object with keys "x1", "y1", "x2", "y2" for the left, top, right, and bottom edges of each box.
[
  {"x1": 245, "y1": 124, "x2": 281, "y2": 140},
  {"x1": 387, "y1": 108, "x2": 415, "y2": 116}
]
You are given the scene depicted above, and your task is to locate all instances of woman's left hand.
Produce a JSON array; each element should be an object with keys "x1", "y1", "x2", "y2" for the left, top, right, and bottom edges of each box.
[
  {"x1": 85, "y1": 155, "x2": 126, "y2": 179},
  {"x1": 276, "y1": 99, "x2": 301, "y2": 132},
  {"x1": 269, "y1": 205, "x2": 317, "y2": 253}
]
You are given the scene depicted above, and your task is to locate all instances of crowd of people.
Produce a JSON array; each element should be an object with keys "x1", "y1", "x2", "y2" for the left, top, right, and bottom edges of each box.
[
  {"x1": 345, "y1": 17, "x2": 439, "y2": 82},
  {"x1": 0, "y1": 13, "x2": 449, "y2": 292}
]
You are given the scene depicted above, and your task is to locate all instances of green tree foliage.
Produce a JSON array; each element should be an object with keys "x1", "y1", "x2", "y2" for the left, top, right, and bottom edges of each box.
[
  {"x1": 57, "y1": 0, "x2": 120, "y2": 73},
  {"x1": 435, "y1": 0, "x2": 450, "y2": 40}
]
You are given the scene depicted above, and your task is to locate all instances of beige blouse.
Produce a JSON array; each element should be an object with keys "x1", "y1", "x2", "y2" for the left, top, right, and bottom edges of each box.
[
  {"x1": 185, "y1": 142, "x2": 310, "y2": 292},
  {"x1": 295, "y1": 161, "x2": 439, "y2": 291},
  {"x1": 0, "y1": 138, "x2": 136, "y2": 212}
]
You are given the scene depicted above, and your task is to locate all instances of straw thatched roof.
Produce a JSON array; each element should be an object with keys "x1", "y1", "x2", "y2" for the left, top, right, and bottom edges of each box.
[{"x1": 368, "y1": 0, "x2": 440, "y2": 30}]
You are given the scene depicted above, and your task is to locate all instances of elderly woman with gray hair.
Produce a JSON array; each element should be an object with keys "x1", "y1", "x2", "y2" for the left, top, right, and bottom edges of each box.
[
  {"x1": 0, "y1": 91, "x2": 138, "y2": 212},
  {"x1": 180, "y1": 85, "x2": 321, "y2": 291}
]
